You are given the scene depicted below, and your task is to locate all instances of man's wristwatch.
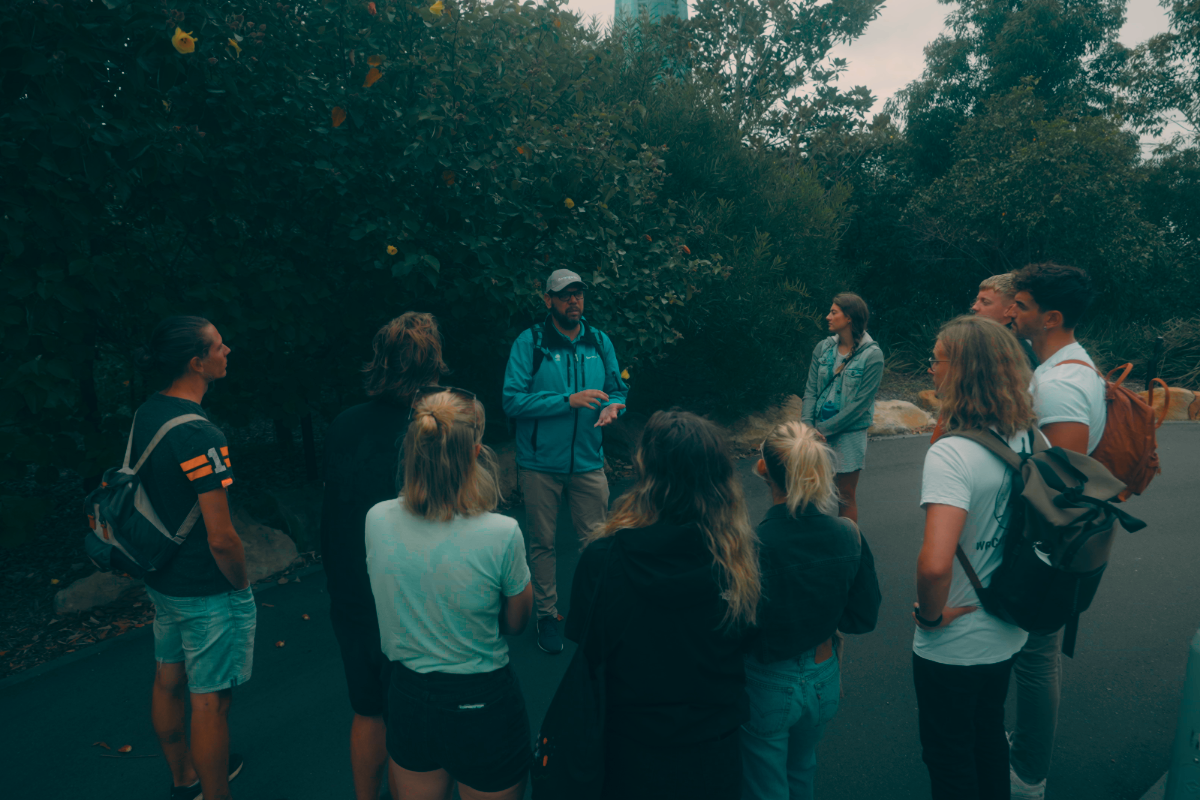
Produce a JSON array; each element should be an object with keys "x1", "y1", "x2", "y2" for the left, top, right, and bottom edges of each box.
[{"x1": 914, "y1": 610, "x2": 943, "y2": 628}]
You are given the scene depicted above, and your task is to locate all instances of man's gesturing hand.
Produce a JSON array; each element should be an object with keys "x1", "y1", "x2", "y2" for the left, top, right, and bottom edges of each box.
[
  {"x1": 570, "y1": 390, "x2": 609, "y2": 410},
  {"x1": 595, "y1": 404, "x2": 626, "y2": 427}
]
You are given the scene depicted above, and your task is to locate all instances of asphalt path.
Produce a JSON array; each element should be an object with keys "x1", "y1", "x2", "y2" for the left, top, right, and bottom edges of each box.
[{"x1": 5, "y1": 424, "x2": 1200, "y2": 799}]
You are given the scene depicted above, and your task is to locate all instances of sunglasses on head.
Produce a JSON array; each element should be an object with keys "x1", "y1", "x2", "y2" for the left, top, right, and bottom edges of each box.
[{"x1": 406, "y1": 386, "x2": 479, "y2": 426}]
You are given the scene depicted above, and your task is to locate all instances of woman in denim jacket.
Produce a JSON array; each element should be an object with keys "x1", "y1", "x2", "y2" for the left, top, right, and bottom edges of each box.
[
  {"x1": 742, "y1": 421, "x2": 882, "y2": 800},
  {"x1": 800, "y1": 293, "x2": 884, "y2": 522}
]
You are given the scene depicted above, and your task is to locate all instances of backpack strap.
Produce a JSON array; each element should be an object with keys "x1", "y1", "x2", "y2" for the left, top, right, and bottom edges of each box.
[
  {"x1": 954, "y1": 545, "x2": 986, "y2": 594},
  {"x1": 122, "y1": 411, "x2": 139, "y2": 470},
  {"x1": 942, "y1": 429, "x2": 1025, "y2": 471},
  {"x1": 530, "y1": 325, "x2": 546, "y2": 377},
  {"x1": 132, "y1": 414, "x2": 208, "y2": 474}
]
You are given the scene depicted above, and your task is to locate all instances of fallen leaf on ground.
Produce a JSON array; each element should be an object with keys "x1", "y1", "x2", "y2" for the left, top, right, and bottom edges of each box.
[
  {"x1": 118, "y1": 745, "x2": 132, "y2": 753},
  {"x1": 301, "y1": 614, "x2": 310, "y2": 620},
  {"x1": 277, "y1": 577, "x2": 288, "y2": 585},
  {"x1": 261, "y1": 603, "x2": 275, "y2": 608},
  {"x1": 275, "y1": 640, "x2": 285, "y2": 648},
  {"x1": 92, "y1": 741, "x2": 111, "y2": 750}
]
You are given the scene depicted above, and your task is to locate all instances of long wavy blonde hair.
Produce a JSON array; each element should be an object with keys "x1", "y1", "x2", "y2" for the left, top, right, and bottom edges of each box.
[
  {"x1": 402, "y1": 390, "x2": 501, "y2": 521},
  {"x1": 588, "y1": 410, "x2": 760, "y2": 630},
  {"x1": 936, "y1": 315, "x2": 1037, "y2": 438},
  {"x1": 761, "y1": 421, "x2": 839, "y2": 517}
]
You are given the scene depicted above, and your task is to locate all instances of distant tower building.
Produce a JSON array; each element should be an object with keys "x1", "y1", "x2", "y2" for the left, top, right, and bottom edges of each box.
[{"x1": 615, "y1": 0, "x2": 688, "y2": 22}]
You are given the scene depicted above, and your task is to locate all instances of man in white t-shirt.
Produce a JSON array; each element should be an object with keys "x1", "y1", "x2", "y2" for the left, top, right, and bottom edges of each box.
[{"x1": 1008, "y1": 262, "x2": 1107, "y2": 799}]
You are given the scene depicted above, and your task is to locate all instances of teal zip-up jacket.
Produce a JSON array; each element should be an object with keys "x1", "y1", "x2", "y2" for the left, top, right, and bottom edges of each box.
[{"x1": 502, "y1": 316, "x2": 628, "y2": 474}]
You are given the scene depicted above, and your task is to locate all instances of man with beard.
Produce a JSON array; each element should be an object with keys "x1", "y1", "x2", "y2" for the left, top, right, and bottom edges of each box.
[{"x1": 503, "y1": 269, "x2": 628, "y2": 654}]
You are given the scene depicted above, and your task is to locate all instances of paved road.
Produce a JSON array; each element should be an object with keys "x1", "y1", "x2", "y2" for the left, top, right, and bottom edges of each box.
[{"x1": 5, "y1": 425, "x2": 1200, "y2": 799}]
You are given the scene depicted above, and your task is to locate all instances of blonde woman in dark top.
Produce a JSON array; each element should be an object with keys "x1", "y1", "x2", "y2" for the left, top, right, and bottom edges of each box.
[{"x1": 742, "y1": 421, "x2": 882, "y2": 800}]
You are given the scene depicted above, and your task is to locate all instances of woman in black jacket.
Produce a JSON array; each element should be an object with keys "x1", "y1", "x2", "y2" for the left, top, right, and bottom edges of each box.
[
  {"x1": 742, "y1": 421, "x2": 882, "y2": 800},
  {"x1": 565, "y1": 410, "x2": 761, "y2": 800}
]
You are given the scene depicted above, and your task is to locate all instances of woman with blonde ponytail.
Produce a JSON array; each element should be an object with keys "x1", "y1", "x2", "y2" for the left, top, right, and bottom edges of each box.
[
  {"x1": 743, "y1": 421, "x2": 881, "y2": 800},
  {"x1": 365, "y1": 390, "x2": 533, "y2": 800},
  {"x1": 562, "y1": 410, "x2": 759, "y2": 800}
]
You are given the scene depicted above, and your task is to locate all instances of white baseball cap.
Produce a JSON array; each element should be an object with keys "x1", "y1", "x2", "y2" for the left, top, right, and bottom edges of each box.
[{"x1": 546, "y1": 269, "x2": 587, "y2": 294}]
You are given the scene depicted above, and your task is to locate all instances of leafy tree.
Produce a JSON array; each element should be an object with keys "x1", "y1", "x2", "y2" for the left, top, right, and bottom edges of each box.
[
  {"x1": 895, "y1": 0, "x2": 1130, "y2": 178},
  {"x1": 0, "y1": 0, "x2": 728, "y2": 540},
  {"x1": 683, "y1": 0, "x2": 884, "y2": 144}
]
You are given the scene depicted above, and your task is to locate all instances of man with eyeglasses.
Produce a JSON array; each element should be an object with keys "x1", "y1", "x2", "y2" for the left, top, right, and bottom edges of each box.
[{"x1": 502, "y1": 269, "x2": 628, "y2": 654}]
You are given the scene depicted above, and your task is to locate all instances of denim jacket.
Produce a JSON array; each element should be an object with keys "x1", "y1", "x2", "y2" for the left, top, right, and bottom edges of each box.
[
  {"x1": 750, "y1": 503, "x2": 882, "y2": 665},
  {"x1": 800, "y1": 333, "x2": 884, "y2": 437}
]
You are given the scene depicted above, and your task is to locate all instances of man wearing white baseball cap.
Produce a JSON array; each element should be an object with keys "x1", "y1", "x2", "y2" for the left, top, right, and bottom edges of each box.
[{"x1": 502, "y1": 269, "x2": 629, "y2": 653}]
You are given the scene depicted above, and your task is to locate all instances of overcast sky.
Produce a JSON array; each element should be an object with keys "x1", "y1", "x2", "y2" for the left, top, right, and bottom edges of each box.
[{"x1": 564, "y1": 0, "x2": 1173, "y2": 114}]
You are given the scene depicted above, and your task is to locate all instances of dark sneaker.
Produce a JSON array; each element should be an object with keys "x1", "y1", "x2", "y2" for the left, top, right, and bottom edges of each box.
[
  {"x1": 169, "y1": 754, "x2": 244, "y2": 800},
  {"x1": 537, "y1": 615, "x2": 564, "y2": 654}
]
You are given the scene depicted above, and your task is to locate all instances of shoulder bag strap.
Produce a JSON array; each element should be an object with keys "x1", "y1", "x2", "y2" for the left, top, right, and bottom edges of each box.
[
  {"x1": 1056, "y1": 359, "x2": 1105, "y2": 379},
  {"x1": 132, "y1": 414, "x2": 209, "y2": 474},
  {"x1": 576, "y1": 540, "x2": 621, "y2": 662},
  {"x1": 954, "y1": 545, "x2": 987, "y2": 594},
  {"x1": 122, "y1": 411, "x2": 139, "y2": 470},
  {"x1": 942, "y1": 429, "x2": 1025, "y2": 471}
]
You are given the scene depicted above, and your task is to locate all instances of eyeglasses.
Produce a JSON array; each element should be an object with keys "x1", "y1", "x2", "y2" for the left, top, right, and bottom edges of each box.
[
  {"x1": 550, "y1": 289, "x2": 585, "y2": 301},
  {"x1": 927, "y1": 358, "x2": 950, "y2": 365},
  {"x1": 406, "y1": 386, "x2": 479, "y2": 427}
]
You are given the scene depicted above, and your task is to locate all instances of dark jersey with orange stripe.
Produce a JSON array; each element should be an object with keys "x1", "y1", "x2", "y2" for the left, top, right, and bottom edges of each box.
[{"x1": 131, "y1": 392, "x2": 236, "y2": 597}]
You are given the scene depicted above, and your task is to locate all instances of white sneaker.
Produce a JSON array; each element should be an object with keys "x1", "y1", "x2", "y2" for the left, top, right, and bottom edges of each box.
[{"x1": 1010, "y1": 765, "x2": 1046, "y2": 800}]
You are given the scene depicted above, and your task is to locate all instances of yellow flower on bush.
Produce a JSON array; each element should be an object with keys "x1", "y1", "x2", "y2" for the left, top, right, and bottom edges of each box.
[
  {"x1": 227, "y1": 38, "x2": 241, "y2": 57},
  {"x1": 331, "y1": 106, "x2": 347, "y2": 128},
  {"x1": 564, "y1": 198, "x2": 575, "y2": 209},
  {"x1": 367, "y1": 55, "x2": 384, "y2": 67},
  {"x1": 363, "y1": 67, "x2": 383, "y2": 88},
  {"x1": 172, "y1": 28, "x2": 196, "y2": 55},
  {"x1": 387, "y1": 245, "x2": 398, "y2": 255},
  {"x1": 430, "y1": 0, "x2": 445, "y2": 15},
  {"x1": 621, "y1": 369, "x2": 630, "y2": 380}
]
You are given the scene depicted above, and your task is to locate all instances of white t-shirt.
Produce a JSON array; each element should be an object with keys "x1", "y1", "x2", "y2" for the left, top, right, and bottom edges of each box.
[
  {"x1": 365, "y1": 501, "x2": 531, "y2": 674},
  {"x1": 1031, "y1": 342, "x2": 1107, "y2": 455},
  {"x1": 914, "y1": 432, "x2": 1031, "y2": 666}
]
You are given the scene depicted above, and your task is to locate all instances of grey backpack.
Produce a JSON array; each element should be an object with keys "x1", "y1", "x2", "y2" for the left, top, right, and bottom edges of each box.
[
  {"x1": 946, "y1": 428, "x2": 1146, "y2": 657},
  {"x1": 84, "y1": 413, "x2": 205, "y2": 578}
]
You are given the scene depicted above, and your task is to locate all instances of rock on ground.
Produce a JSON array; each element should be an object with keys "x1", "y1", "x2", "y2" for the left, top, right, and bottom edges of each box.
[
  {"x1": 1138, "y1": 386, "x2": 1196, "y2": 422},
  {"x1": 233, "y1": 511, "x2": 301, "y2": 584},
  {"x1": 917, "y1": 389, "x2": 941, "y2": 414},
  {"x1": 869, "y1": 400, "x2": 933, "y2": 436},
  {"x1": 54, "y1": 572, "x2": 142, "y2": 615}
]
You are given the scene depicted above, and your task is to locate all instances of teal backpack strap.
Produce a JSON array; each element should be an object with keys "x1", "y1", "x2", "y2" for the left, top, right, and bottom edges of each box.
[{"x1": 132, "y1": 414, "x2": 208, "y2": 473}]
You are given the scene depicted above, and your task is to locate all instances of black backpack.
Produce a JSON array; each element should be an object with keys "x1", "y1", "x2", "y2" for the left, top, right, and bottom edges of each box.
[
  {"x1": 945, "y1": 429, "x2": 1146, "y2": 657},
  {"x1": 84, "y1": 413, "x2": 205, "y2": 578}
]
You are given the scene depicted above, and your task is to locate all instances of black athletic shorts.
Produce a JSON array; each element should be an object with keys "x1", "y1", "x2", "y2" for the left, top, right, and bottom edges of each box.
[
  {"x1": 330, "y1": 605, "x2": 390, "y2": 717},
  {"x1": 386, "y1": 661, "x2": 531, "y2": 792}
]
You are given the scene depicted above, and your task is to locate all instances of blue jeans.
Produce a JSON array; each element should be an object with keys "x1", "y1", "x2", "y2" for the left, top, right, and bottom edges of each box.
[
  {"x1": 147, "y1": 585, "x2": 256, "y2": 694},
  {"x1": 741, "y1": 648, "x2": 840, "y2": 800}
]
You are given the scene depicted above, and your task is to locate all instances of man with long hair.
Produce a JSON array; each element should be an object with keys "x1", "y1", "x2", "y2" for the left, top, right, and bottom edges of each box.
[
  {"x1": 1007, "y1": 263, "x2": 1107, "y2": 800},
  {"x1": 320, "y1": 312, "x2": 448, "y2": 800},
  {"x1": 914, "y1": 315, "x2": 1036, "y2": 800},
  {"x1": 502, "y1": 269, "x2": 628, "y2": 654}
]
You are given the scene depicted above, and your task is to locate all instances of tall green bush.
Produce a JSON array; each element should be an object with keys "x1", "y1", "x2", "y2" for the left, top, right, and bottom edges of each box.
[{"x1": 0, "y1": 0, "x2": 726, "y2": 508}]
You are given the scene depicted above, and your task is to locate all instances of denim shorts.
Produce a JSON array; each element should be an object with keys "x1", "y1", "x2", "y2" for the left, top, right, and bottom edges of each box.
[
  {"x1": 147, "y1": 585, "x2": 257, "y2": 694},
  {"x1": 386, "y1": 662, "x2": 531, "y2": 793}
]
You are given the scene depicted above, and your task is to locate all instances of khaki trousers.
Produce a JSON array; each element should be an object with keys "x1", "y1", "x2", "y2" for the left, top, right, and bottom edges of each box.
[
  {"x1": 519, "y1": 468, "x2": 609, "y2": 620},
  {"x1": 1009, "y1": 628, "x2": 1062, "y2": 785}
]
